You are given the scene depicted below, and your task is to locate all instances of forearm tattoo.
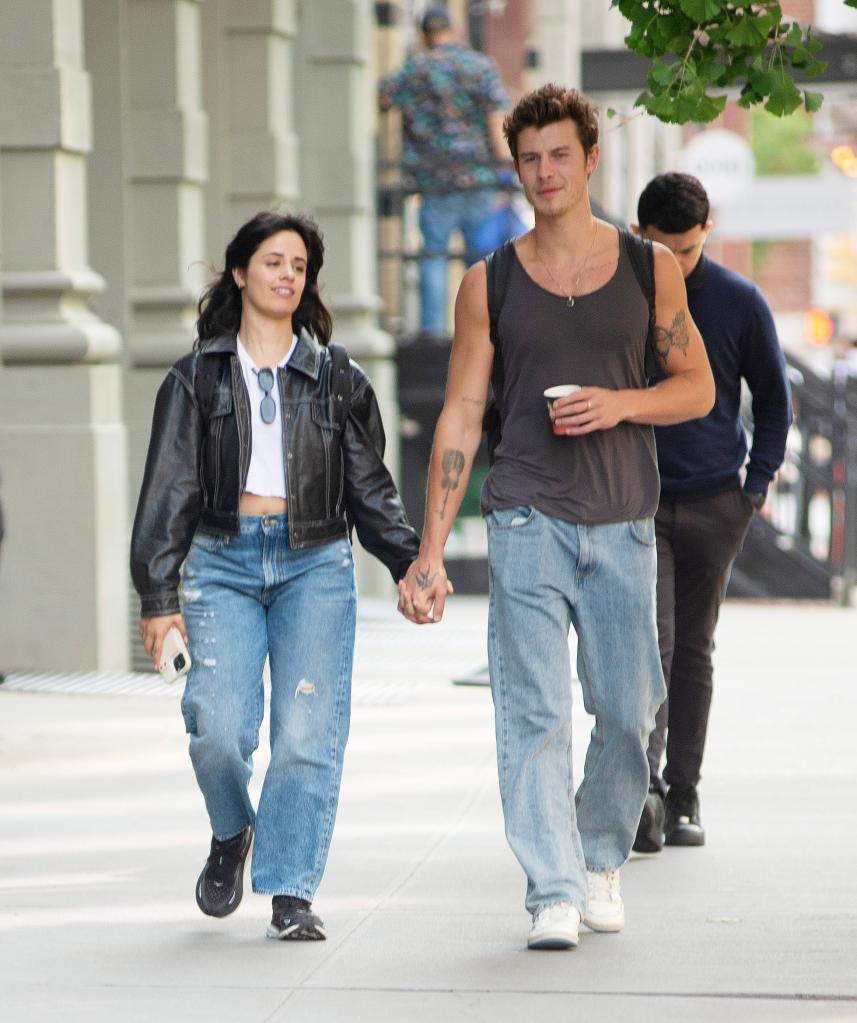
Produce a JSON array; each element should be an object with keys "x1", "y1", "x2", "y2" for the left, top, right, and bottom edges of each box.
[
  {"x1": 653, "y1": 309, "x2": 690, "y2": 363},
  {"x1": 438, "y1": 448, "x2": 466, "y2": 520},
  {"x1": 416, "y1": 567, "x2": 438, "y2": 591}
]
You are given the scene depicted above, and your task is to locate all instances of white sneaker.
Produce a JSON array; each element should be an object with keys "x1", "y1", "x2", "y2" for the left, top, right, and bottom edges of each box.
[
  {"x1": 527, "y1": 901, "x2": 580, "y2": 950},
  {"x1": 583, "y1": 869, "x2": 625, "y2": 932}
]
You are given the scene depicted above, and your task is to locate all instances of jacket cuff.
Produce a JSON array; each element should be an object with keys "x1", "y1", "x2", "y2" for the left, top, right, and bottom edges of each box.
[{"x1": 139, "y1": 591, "x2": 181, "y2": 618}]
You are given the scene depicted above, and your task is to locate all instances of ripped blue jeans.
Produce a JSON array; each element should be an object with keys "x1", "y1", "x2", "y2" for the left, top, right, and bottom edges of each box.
[{"x1": 179, "y1": 514, "x2": 356, "y2": 901}]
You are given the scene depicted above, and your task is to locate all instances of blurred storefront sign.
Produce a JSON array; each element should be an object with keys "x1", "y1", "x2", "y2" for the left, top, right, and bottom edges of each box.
[{"x1": 678, "y1": 129, "x2": 755, "y2": 205}]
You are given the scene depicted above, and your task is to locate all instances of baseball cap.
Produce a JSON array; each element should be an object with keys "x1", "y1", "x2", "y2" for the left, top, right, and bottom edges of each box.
[{"x1": 421, "y1": 6, "x2": 451, "y2": 34}]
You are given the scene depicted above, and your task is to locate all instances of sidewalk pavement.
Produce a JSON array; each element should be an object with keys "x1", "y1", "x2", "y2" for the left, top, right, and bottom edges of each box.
[{"x1": 1, "y1": 597, "x2": 855, "y2": 1023}]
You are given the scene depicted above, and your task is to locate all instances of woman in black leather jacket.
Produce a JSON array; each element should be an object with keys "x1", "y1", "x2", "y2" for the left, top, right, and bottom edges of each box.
[{"x1": 131, "y1": 210, "x2": 419, "y2": 942}]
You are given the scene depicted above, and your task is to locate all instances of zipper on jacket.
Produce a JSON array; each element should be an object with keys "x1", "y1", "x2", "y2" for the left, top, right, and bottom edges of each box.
[{"x1": 232, "y1": 356, "x2": 251, "y2": 503}]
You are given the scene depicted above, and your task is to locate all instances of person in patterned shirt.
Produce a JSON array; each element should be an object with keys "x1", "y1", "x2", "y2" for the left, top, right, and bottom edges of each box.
[{"x1": 379, "y1": 6, "x2": 510, "y2": 336}]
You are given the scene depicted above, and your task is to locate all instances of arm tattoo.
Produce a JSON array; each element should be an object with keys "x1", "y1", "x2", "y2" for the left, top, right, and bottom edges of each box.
[
  {"x1": 437, "y1": 448, "x2": 466, "y2": 520},
  {"x1": 653, "y1": 309, "x2": 690, "y2": 364},
  {"x1": 416, "y1": 567, "x2": 438, "y2": 590}
]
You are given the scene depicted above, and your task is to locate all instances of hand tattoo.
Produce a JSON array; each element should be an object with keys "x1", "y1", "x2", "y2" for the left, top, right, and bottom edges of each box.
[
  {"x1": 438, "y1": 448, "x2": 466, "y2": 520},
  {"x1": 653, "y1": 309, "x2": 689, "y2": 364},
  {"x1": 416, "y1": 567, "x2": 438, "y2": 590}
]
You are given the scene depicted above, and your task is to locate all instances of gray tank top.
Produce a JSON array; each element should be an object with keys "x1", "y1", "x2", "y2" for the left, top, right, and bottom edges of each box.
[{"x1": 481, "y1": 234, "x2": 659, "y2": 524}]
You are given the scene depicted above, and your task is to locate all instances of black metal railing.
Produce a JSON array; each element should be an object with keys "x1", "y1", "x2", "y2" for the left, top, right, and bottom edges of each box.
[{"x1": 731, "y1": 352, "x2": 857, "y2": 602}]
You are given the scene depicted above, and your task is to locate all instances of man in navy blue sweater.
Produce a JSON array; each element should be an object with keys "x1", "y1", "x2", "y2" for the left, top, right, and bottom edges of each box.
[{"x1": 632, "y1": 173, "x2": 792, "y2": 852}]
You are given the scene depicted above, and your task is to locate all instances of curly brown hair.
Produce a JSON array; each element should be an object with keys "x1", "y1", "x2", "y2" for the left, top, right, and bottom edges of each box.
[{"x1": 503, "y1": 83, "x2": 599, "y2": 164}]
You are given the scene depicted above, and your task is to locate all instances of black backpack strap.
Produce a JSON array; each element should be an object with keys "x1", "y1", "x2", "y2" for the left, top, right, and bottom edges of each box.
[
  {"x1": 483, "y1": 241, "x2": 516, "y2": 464},
  {"x1": 486, "y1": 239, "x2": 515, "y2": 348},
  {"x1": 620, "y1": 228, "x2": 658, "y2": 379},
  {"x1": 327, "y1": 342, "x2": 352, "y2": 429}
]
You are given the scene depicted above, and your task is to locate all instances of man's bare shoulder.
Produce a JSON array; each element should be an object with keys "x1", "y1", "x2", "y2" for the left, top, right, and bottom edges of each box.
[
  {"x1": 651, "y1": 241, "x2": 682, "y2": 281},
  {"x1": 456, "y1": 259, "x2": 490, "y2": 321}
]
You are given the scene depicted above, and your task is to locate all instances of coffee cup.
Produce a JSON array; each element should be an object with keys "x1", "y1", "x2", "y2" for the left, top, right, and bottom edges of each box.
[{"x1": 544, "y1": 384, "x2": 581, "y2": 434}]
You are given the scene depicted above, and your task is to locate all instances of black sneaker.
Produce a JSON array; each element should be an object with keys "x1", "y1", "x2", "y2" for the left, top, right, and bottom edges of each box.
[
  {"x1": 195, "y1": 825, "x2": 253, "y2": 917},
  {"x1": 633, "y1": 786, "x2": 665, "y2": 853},
  {"x1": 266, "y1": 896, "x2": 326, "y2": 941},
  {"x1": 664, "y1": 785, "x2": 705, "y2": 846}
]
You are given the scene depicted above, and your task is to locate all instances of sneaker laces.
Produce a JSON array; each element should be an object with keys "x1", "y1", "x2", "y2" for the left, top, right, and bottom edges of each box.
[
  {"x1": 588, "y1": 870, "x2": 621, "y2": 902},
  {"x1": 273, "y1": 895, "x2": 311, "y2": 914},
  {"x1": 207, "y1": 831, "x2": 247, "y2": 887},
  {"x1": 533, "y1": 900, "x2": 575, "y2": 925}
]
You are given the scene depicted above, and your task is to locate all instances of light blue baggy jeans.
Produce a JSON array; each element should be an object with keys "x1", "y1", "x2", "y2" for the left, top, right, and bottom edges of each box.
[
  {"x1": 485, "y1": 506, "x2": 666, "y2": 917},
  {"x1": 418, "y1": 189, "x2": 496, "y2": 333},
  {"x1": 179, "y1": 515, "x2": 356, "y2": 901}
]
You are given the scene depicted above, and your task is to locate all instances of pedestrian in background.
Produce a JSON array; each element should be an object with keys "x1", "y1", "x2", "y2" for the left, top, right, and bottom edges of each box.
[
  {"x1": 632, "y1": 173, "x2": 791, "y2": 853},
  {"x1": 379, "y1": 6, "x2": 511, "y2": 337},
  {"x1": 131, "y1": 210, "x2": 419, "y2": 941},
  {"x1": 398, "y1": 84, "x2": 714, "y2": 951}
]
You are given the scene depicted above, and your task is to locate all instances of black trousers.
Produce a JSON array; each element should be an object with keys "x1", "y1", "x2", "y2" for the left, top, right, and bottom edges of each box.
[{"x1": 647, "y1": 488, "x2": 754, "y2": 789}]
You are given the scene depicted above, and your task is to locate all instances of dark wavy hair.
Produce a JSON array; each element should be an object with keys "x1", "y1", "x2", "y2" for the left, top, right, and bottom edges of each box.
[
  {"x1": 637, "y1": 173, "x2": 710, "y2": 234},
  {"x1": 503, "y1": 83, "x2": 599, "y2": 163},
  {"x1": 195, "y1": 210, "x2": 333, "y2": 349}
]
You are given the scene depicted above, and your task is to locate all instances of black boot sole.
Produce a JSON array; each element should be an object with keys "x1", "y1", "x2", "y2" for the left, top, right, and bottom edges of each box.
[{"x1": 664, "y1": 825, "x2": 705, "y2": 847}]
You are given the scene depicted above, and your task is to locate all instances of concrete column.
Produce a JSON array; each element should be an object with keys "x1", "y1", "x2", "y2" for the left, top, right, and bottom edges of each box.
[
  {"x1": 0, "y1": 0, "x2": 128, "y2": 671},
  {"x1": 124, "y1": 0, "x2": 208, "y2": 543},
  {"x1": 532, "y1": 0, "x2": 581, "y2": 91},
  {"x1": 126, "y1": 0, "x2": 208, "y2": 369},
  {"x1": 299, "y1": 0, "x2": 401, "y2": 597},
  {"x1": 374, "y1": 0, "x2": 406, "y2": 336},
  {"x1": 217, "y1": 0, "x2": 301, "y2": 232}
]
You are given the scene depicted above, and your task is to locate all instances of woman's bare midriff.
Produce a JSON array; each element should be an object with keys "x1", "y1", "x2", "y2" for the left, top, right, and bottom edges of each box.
[{"x1": 239, "y1": 493, "x2": 288, "y2": 516}]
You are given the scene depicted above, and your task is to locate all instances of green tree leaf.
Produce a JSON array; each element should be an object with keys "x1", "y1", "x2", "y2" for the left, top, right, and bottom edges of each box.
[
  {"x1": 727, "y1": 15, "x2": 763, "y2": 48},
  {"x1": 678, "y1": 0, "x2": 722, "y2": 22},
  {"x1": 803, "y1": 90, "x2": 824, "y2": 113},
  {"x1": 615, "y1": 0, "x2": 826, "y2": 124},
  {"x1": 764, "y1": 73, "x2": 802, "y2": 117}
]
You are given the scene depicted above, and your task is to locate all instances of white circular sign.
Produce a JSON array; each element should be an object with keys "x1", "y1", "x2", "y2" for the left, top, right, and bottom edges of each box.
[{"x1": 677, "y1": 130, "x2": 756, "y2": 205}]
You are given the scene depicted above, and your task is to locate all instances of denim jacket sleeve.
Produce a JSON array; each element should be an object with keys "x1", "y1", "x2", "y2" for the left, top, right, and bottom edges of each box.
[
  {"x1": 342, "y1": 364, "x2": 420, "y2": 581},
  {"x1": 130, "y1": 358, "x2": 203, "y2": 617}
]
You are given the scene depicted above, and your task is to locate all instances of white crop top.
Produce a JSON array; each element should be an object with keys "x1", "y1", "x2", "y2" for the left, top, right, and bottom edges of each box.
[{"x1": 236, "y1": 335, "x2": 298, "y2": 500}]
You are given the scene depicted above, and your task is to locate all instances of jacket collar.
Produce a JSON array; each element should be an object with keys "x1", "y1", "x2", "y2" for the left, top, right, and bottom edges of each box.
[{"x1": 199, "y1": 328, "x2": 323, "y2": 380}]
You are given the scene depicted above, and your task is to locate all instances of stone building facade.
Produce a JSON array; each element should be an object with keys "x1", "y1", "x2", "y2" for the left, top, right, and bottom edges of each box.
[{"x1": 0, "y1": 0, "x2": 403, "y2": 672}]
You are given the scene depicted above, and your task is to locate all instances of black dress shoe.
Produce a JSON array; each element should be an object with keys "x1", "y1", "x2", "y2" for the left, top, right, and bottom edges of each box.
[
  {"x1": 664, "y1": 785, "x2": 705, "y2": 846},
  {"x1": 633, "y1": 786, "x2": 665, "y2": 853}
]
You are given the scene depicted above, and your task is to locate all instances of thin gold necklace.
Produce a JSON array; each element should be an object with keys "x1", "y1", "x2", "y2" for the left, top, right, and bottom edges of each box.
[{"x1": 534, "y1": 221, "x2": 598, "y2": 308}]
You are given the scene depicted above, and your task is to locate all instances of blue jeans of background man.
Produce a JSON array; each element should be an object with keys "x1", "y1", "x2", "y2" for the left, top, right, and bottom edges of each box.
[
  {"x1": 485, "y1": 506, "x2": 665, "y2": 917},
  {"x1": 179, "y1": 514, "x2": 356, "y2": 902},
  {"x1": 418, "y1": 188, "x2": 496, "y2": 334}
]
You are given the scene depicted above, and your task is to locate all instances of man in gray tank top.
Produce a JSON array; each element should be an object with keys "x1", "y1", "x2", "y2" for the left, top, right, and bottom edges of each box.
[{"x1": 397, "y1": 84, "x2": 714, "y2": 951}]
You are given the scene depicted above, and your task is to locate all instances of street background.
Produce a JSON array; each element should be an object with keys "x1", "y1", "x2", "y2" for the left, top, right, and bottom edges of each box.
[{"x1": 1, "y1": 596, "x2": 855, "y2": 1022}]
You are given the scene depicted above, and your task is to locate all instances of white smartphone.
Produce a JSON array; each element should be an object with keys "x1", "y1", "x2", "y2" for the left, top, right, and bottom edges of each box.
[{"x1": 159, "y1": 626, "x2": 192, "y2": 683}]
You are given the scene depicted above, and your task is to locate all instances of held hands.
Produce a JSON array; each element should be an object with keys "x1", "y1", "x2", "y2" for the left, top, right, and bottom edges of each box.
[
  {"x1": 397, "y1": 558, "x2": 454, "y2": 625},
  {"x1": 139, "y1": 613, "x2": 187, "y2": 670},
  {"x1": 549, "y1": 387, "x2": 627, "y2": 436}
]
